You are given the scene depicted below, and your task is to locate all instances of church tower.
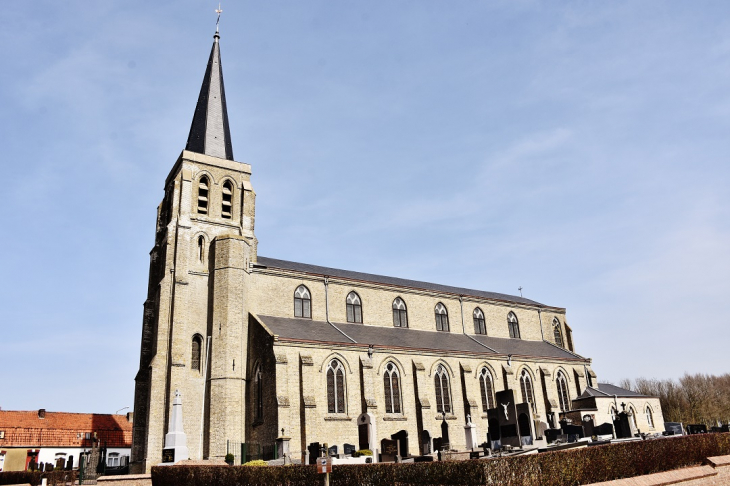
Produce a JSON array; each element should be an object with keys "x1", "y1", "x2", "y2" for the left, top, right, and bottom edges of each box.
[{"x1": 131, "y1": 29, "x2": 256, "y2": 473}]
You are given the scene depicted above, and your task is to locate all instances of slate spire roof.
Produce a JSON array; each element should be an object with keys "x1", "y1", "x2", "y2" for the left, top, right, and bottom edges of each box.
[{"x1": 185, "y1": 32, "x2": 234, "y2": 161}]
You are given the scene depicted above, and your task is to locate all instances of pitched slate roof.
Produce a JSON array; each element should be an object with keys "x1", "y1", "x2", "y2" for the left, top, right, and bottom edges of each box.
[
  {"x1": 256, "y1": 257, "x2": 555, "y2": 308},
  {"x1": 0, "y1": 411, "x2": 132, "y2": 448},
  {"x1": 185, "y1": 32, "x2": 234, "y2": 161},
  {"x1": 257, "y1": 314, "x2": 585, "y2": 361},
  {"x1": 577, "y1": 384, "x2": 648, "y2": 399}
]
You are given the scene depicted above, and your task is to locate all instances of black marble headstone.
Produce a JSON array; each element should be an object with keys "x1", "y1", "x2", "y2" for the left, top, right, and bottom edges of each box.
[
  {"x1": 495, "y1": 389, "x2": 520, "y2": 447},
  {"x1": 432, "y1": 437, "x2": 443, "y2": 453},
  {"x1": 391, "y1": 430, "x2": 409, "y2": 458},
  {"x1": 421, "y1": 430, "x2": 431, "y2": 455},
  {"x1": 381, "y1": 438, "x2": 398, "y2": 462},
  {"x1": 687, "y1": 424, "x2": 707, "y2": 434},
  {"x1": 343, "y1": 443, "x2": 356, "y2": 455},
  {"x1": 594, "y1": 423, "x2": 614, "y2": 437},
  {"x1": 328, "y1": 445, "x2": 338, "y2": 457},
  {"x1": 307, "y1": 442, "x2": 320, "y2": 464}
]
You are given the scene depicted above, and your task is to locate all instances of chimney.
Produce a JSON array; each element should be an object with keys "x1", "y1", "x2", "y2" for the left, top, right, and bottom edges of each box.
[
  {"x1": 38, "y1": 409, "x2": 46, "y2": 419},
  {"x1": 126, "y1": 412, "x2": 134, "y2": 423}
]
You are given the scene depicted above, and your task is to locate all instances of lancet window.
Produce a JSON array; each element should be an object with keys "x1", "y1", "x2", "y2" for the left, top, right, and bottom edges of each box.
[
  {"x1": 473, "y1": 307, "x2": 486, "y2": 335},
  {"x1": 508, "y1": 312, "x2": 520, "y2": 339},
  {"x1": 556, "y1": 371, "x2": 570, "y2": 411},
  {"x1": 222, "y1": 180, "x2": 233, "y2": 219},
  {"x1": 392, "y1": 298, "x2": 408, "y2": 328},
  {"x1": 327, "y1": 359, "x2": 346, "y2": 414},
  {"x1": 520, "y1": 369, "x2": 534, "y2": 404},
  {"x1": 294, "y1": 285, "x2": 311, "y2": 318},
  {"x1": 435, "y1": 303, "x2": 449, "y2": 332},
  {"x1": 197, "y1": 176, "x2": 209, "y2": 214},
  {"x1": 346, "y1": 291, "x2": 362, "y2": 323},
  {"x1": 434, "y1": 364, "x2": 452, "y2": 414},
  {"x1": 383, "y1": 362, "x2": 402, "y2": 414},
  {"x1": 479, "y1": 367, "x2": 496, "y2": 412}
]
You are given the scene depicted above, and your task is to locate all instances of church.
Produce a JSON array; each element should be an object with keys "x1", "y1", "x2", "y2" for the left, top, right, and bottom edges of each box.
[{"x1": 130, "y1": 28, "x2": 664, "y2": 473}]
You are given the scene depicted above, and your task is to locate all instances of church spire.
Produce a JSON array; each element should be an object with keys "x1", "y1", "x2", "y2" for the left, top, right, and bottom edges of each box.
[{"x1": 185, "y1": 29, "x2": 234, "y2": 161}]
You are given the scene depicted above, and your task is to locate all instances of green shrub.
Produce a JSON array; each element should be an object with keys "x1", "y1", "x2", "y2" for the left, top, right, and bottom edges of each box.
[
  {"x1": 150, "y1": 433, "x2": 730, "y2": 486},
  {"x1": 0, "y1": 470, "x2": 78, "y2": 486},
  {"x1": 243, "y1": 460, "x2": 268, "y2": 467},
  {"x1": 224, "y1": 453, "x2": 234, "y2": 465},
  {"x1": 351, "y1": 449, "x2": 372, "y2": 457}
]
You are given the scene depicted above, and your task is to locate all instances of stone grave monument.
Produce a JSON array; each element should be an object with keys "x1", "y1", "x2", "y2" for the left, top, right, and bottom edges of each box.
[{"x1": 161, "y1": 389, "x2": 189, "y2": 464}]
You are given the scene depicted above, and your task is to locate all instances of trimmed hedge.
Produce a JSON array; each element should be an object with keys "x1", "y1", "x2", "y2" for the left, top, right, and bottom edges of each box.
[
  {"x1": 151, "y1": 433, "x2": 730, "y2": 486},
  {"x1": 0, "y1": 470, "x2": 78, "y2": 486}
]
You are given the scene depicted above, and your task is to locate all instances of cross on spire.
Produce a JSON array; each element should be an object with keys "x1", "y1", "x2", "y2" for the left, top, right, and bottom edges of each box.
[{"x1": 215, "y1": 3, "x2": 222, "y2": 33}]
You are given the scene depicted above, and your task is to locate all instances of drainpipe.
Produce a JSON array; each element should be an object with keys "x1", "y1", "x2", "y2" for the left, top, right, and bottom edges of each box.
[
  {"x1": 324, "y1": 277, "x2": 356, "y2": 343},
  {"x1": 459, "y1": 296, "x2": 466, "y2": 334}
]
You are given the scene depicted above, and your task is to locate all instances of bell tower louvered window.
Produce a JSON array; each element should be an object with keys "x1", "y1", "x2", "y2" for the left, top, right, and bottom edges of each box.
[
  {"x1": 294, "y1": 285, "x2": 311, "y2": 318},
  {"x1": 508, "y1": 312, "x2": 520, "y2": 339},
  {"x1": 392, "y1": 298, "x2": 408, "y2": 328},
  {"x1": 553, "y1": 318, "x2": 564, "y2": 348},
  {"x1": 197, "y1": 176, "x2": 209, "y2": 214},
  {"x1": 434, "y1": 365, "x2": 452, "y2": 414},
  {"x1": 473, "y1": 307, "x2": 486, "y2": 335},
  {"x1": 326, "y1": 359, "x2": 346, "y2": 414},
  {"x1": 221, "y1": 180, "x2": 233, "y2": 219},
  {"x1": 435, "y1": 303, "x2": 449, "y2": 332},
  {"x1": 346, "y1": 292, "x2": 362, "y2": 323}
]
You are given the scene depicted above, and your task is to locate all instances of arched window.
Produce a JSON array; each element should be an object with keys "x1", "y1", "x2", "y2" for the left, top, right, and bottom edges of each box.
[
  {"x1": 553, "y1": 318, "x2": 564, "y2": 347},
  {"x1": 508, "y1": 312, "x2": 520, "y2": 339},
  {"x1": 383, "y1": 362, "x2": 401, "y2": 414},
  {"x1": 346, "y1": 292, "x2": 362, "y2": 323},
  {"x1": 434, "y1": 364, "x2": 452, "y2": 414},
  {"x1": 221, "y1": 180, "x2": 233, "y2": 219},
  {"x1": 435, "y1": 303, "x2": 449, "y2": 332},
  {"x1": 556, "y1": 371, "x2": 570, "y2": 411},
  {"x1": 326, "y1": 359, "x2": 346, "y2": 414},
  {"x1": 473, "y1": 307, "x2": 486, "y2": 335},
  {"x1": 191, "y1": 335, "x2": 203, "y2": 372},
  {"x1": 479, "y1": 367, "x2": 495, "y2": 412},
  {"x1": 646, "y1": 406, "x2": 654, "y2": 428},
  {"x1": 519, "y1": 369, "x2": 534, "y2": 404},
  {"x1": 197, "y1": 236, "x2": 205, "y2": 263},
  {"x1": 197, "y1": 176, "x2": 209, "y2": 214},
  {"x1": 294, "y1": 285, "x2": 311, "y2": 318},
  {"x1": 253, "y1": 365, "x2": 263, "y2": 422},
  {"x1": 392, "y1": 298, "x2": 408, "y2": 328}
]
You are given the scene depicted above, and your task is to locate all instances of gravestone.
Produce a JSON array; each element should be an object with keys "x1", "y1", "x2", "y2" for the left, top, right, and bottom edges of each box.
[
  {"x1": 432, "y1": 437, "x2": 443, "y2": 453},
  {"x1": 687, "y1": 424, "x2": 707, "y2": 434},
  {"x1": 328, "y1": 445, "x2": 338, "y2": 457},
  {"x1": 516, "y1": 403, "x2": 534, "y2": 446},
  {"x1": 162, "y1": 389, "x2": 189, "y2": 464},
  {"x1": 582, "y1": 415, "x2": 595, "y2": 438},
  {"x1": 66, "y1": 455, "x2": 74, "y2": 470},
  {"x1": 495, "y1": 389, "x2": 520, "y2": 447},
  {"x1": 414, "y1": 455, "x2": 434, "y2": 462},
  {"x1": 440, "y1": 415, "x2": 451, "y2": 450},
  {"x1": 391, "y1": 430, "x2": 409, "y2": 458},
  {"x1": 343, "y1": 443, "x2": 356, "y2": 456},
  {"x1": 464, "y1": 414, "x2": 478, "y2": 450},
  {"x1": 421, "y1": 430, "x2": 432, "y2": 455},
  {"x1": 544, "y1": 428, "x2": 562, "y2": 444},
  {"x1": 380, "y1": 438, "x2": 398, "y2": 462},
  {"x1": 307, "y1": 442, "x2": 320, "y2": 464},
  {"x1": 357, "y1": 413, "x2": 377, "y2": 452},
  {"x1": 613, "y1": 412, "x2": 634, "y2": 439},
  {"x1": 594, "y1": 423, "x2": 614, "y2": 438},
  {"x1": 487, "y1": 408, "x2": 501, "y2": 449}
]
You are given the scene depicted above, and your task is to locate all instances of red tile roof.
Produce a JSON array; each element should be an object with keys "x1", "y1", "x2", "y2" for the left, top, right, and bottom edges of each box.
[{"x1": 0, "y1": 410, "x2": 132, "y2": 448}]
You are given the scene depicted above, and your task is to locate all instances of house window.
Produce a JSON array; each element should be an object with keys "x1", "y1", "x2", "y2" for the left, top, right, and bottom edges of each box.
[
  {"x1": 253, "y1": 365, "x2": 263, "y2": 422},
  {"x1": 107, "y1": 453, "x2": 120, "y2": 467},
  {"x1": 346, "y1": 291, "x2": 362, "y2": 323},
  {"x1": 519, "y1": 369, "x2": 534, "y2": 404},
  {"x1": 191, "y1": 334, "x2": 203, "y2": 372},
  {"x1": 392, "y1": 298, "x2": 408, "y2": 328},
  {"x1": 435, "y1": 303, "x2": 449, "y2": 332},
  {"x1": 646, "y1": 406, "x2": 654, "y2": 428},
  {"x1": 383, "y1": 362, "x2": 402, "y2": 414},
  {"x1": 553, "y1": 318, "x2": 564, "y2": 347},
  {"x1": 434, "y1": 365, "x2": 452, "y2": 414},
  {"x1": 479, "y1": 367, "x2": 495, "y2": 412},
  {"x1": 294, "y1": 285, "x2": 311, "y2": 318},
  {"x1": 556, "y1": 371, "x2": 570, "y2": 411},
  {"x1": 473, "y1": 307, "x2": 486, "y2": 335},
  {"x1": 327, "y1": 359, "x2": 346, "y2": 414},
  {"x1": 0, "y1": 430, "x2": 4, "y2": 439},
  {"x1": 221, "y1": 180, "x2": 233, "y2": 219},
  {"x1": 508, "y1": 312, "x2": 520, "y2": 339},
  {"x1": 197, "y1": 176, "x2": 209, "y2": 214}
]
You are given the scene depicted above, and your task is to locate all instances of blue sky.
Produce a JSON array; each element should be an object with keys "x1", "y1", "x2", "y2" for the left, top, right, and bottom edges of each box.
[{"x1": 1, "y1": 1, "x2": 728, "y2": 414}]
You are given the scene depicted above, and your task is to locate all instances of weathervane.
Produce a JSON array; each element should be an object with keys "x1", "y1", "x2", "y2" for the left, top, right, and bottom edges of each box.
[{"x1": 215, "y1": 3, "x2": 223, "y2": 33}]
